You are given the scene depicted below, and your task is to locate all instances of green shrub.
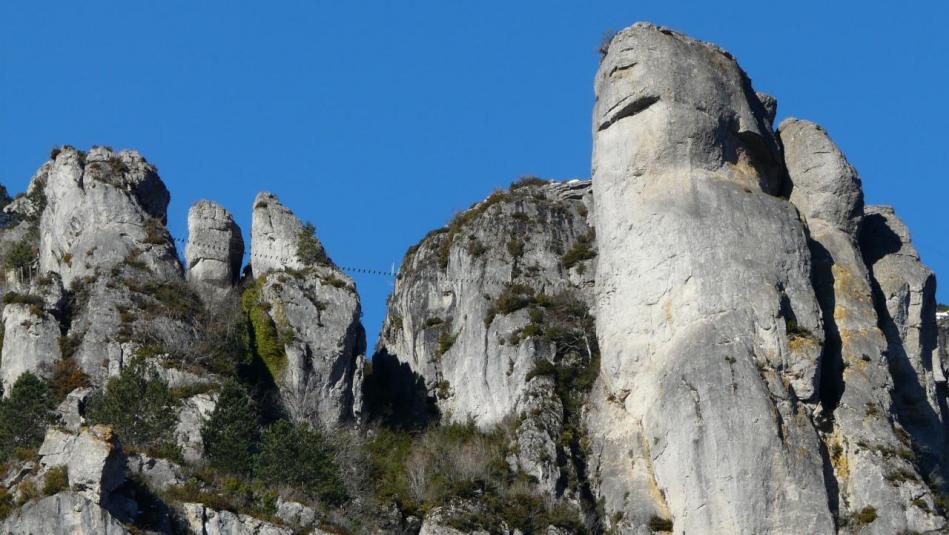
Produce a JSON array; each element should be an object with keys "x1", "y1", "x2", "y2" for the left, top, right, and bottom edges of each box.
[
  {"x1": 46, "y1": 358, "x2": 89, "y2": 402},
  {"x1": 0, "y1": 373, "x2": 54, "y2": 461},
  {"x1": 510, "y1": 176, "x2": 548, "y2": 189},
  {"x1": 506, "y1": 237, "x2": 524, "y2": 259},
  {"x1": 3, "y1": 238, "x2": 36, "y2": 271},
  {"x1": 648, "y1": 515, "x2": 673, "y2": 532},
  {"x1": 241, "y1": 280, "x2": 287, "y2": 379},
  {"x1": 142, "y1": 218, "x2": 167, "y2": 245},
  {"x1": 43, "y1": 466, "x2": 69, "y2": 496},
  {"x1": 562, "y1": 230, "x2": 596, "y2": 269},
  {"x1": 85, "y1": 357, "x2": 178, "y2": 451},
  {"x1": 0, "y1": 487, "x2": 12, "y2": 520},
  {"x1": 437, "y1": 331, "x2": 458, "y2": 356},
  {"x1": 256, "y1": 420, "x2": 346, "y2": 504},
  {"x1": 203, "y1": 379, "x2": 259, "y2": 475},
  {"x1": 853, "y1": 506, "x2": 878, "y2": 525},
  {"x1": 297, "y1": 222, "x2": 328, "y2": 266}
]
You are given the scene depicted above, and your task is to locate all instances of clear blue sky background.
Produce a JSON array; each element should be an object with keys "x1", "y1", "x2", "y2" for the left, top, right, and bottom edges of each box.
[{"x1": 2, "y1": 2, "x2": 946, "y2": 350}]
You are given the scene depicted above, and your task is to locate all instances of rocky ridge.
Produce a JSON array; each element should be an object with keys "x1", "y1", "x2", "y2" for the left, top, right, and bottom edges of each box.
[{"x1": 0, "y1": 20, "x2": 944, "y2": 535}]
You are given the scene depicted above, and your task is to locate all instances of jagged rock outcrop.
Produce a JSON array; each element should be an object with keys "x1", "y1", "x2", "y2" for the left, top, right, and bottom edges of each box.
[
  {"x1": 374, "y1": 179, "x2": 596, "y2": 498},
  {"x1": 376, "y1": 180, "x2": 594, "y2": 425},
  {"x1": 861, "y1": 206, "x2": 947, "y2": 483},
  {"x1": 6, "y1": 146, "x2": 199, "y2": 385},
  {"x1": 251, "y1": 192, "x2": 316, "y2": 276},
  {"x1": 782, "y1": 118, "x2": 944, "y2": 532},
  {"x1": 247, "y1": 192, "x2": 364, "y2": 428},
  {"x1": 186, "y1": 200, "x2": 244, "y2": 297},
  {"x1": 0, "y1": 491, "x2": 132, "y2": 534},
  {"x1": 589, "y1": 23, "x2": 833, "y2": 533},
  {"x1": 0, "y1": 301, "x2": 61, "y2": 394},
  {"x1": 38, "y1": 146, "x2": 180, "y2": 286}
]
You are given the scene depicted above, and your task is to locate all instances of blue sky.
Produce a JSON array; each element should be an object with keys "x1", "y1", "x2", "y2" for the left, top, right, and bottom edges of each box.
[{"x1": 2, "y1": 1, "x2": 946, "y2": 349}]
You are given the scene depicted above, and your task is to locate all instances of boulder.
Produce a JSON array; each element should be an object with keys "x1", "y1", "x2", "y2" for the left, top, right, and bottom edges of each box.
[
  {"x1": 782, "y1": 118, "x2": 864, "y2": 235},
  {"x1": 37, "y1": 425, "x2": 126, "y2": 504},
  {"x1": 589, "y1": 23, "x2": 832, "y2": 533},
  {"x1": 55, "y1": 387, "x2": 93, "y2": 432},
  {"x1": 186, "y1": 200, "x2": 244, "y2": 297},
  {"x1": 125, "y1": 453, "x2": 184, "y2": 492},
  {"x1": 181, "y1": 502, "x2": 293, "y2": 535},
  {"x1": 175, "y1": 392, "x2": 218, "y2": 463}
]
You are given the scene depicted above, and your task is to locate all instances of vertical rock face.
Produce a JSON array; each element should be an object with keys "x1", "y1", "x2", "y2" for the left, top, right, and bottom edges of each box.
[
  {"x1": 861, "y1": 206, "x2": 946, "y2": 483},
  {"x1": 185, "y1": 200, "x2": 244, "y2": 296},
  {"x1": 374, "y1": 179, "x2": 596, "y2": 496},
  {"x1": 39, "y1": 146, "x2": 180, "y2": 286},
  {"x1": 589, "y1": 24, "x2": 833, "y2": 533},
  {"x1": 247, "y1": 192, "x2": 364, "y2": 428},
  {"x1": 0, "y1": 302, "x2": 61, "y2": 394},
  {"x1": 251, "y1": 192, "x2": 319, "y2": 276},
  {"x1": 782, "y1": 120, "x2": 944, "y2": 533}
]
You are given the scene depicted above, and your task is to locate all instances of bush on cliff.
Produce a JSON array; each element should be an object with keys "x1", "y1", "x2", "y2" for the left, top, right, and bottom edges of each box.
[
  {"x1": 86, "y1": 357, "x2": 178, "y2": 453},
  {"x1": 0, "y1": 373, "x2": 54, "y2": 462},
  {"x1": 203, "y1": 379, "x2": 259, "y2": 475}
]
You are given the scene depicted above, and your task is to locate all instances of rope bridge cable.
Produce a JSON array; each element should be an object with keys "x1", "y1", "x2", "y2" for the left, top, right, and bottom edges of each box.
[{"x1": 167, "y1": 235, "x2": 591, "y2": 289}]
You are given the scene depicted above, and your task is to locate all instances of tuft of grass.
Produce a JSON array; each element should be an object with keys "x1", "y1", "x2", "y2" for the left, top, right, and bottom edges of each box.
[
  {"x1": 853, "y1": 506, "x2": 877, "y2": 525},
  {"x1": 42, "y1": 466, "x2": 69, "y2": 496},
  {"x1": 510, "y1": 175, "x2": 548, "y2": 189}
]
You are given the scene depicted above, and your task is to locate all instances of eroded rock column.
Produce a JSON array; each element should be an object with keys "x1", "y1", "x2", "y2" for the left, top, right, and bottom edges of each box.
[{"x1": 588, "y1": 24, "x2": 833, "y2": 534}]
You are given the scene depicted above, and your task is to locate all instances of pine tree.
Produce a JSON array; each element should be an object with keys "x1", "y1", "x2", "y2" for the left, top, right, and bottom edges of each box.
[{"x1": 202, "y1": 379, "x2": 259, "y2": 474}]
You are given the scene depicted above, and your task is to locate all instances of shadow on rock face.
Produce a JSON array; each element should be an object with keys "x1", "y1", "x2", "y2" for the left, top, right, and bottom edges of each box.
[{"x1": 363, "y1": 349, "x2": 439, "y2": 430}]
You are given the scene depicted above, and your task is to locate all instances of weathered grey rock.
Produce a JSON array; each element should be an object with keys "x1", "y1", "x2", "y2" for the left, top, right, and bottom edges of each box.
[
  {"x1": 939, "y1": 310, "x2": 949, "y2": 380},
  {"x1": 419, "y1": 502, "x2": 490, "y2": 535},
  {"x1": 248, "y1": 193, "x2": 364, "y2": 428},
  {"x1": 376, "y1": 180, "x2": 595, "y2": 428},
  {"x1": 861, "y1": 206, "x2": 947, "y2": 488},
  {"x1": 251, "y1": 191, "x2": 315, "y2": 276},
  {"x1": 589, "y1": 23, "x2": 832, "y2": 533},
  {"x1": 126, "y1": 453, "x2": 184, "y2": 492},
  {"x1": 175, "y1": 392, "x2": 218, "y2": 463},
  {"x1": 782, "y1": 120, "x2": 944, "y2": 533},
  {"x1": 0, "y1": 302, "x2": 61, "y2": 394},
  {"x1": 38, "y1": 425, "x2": 126, "y2": 504},
  {"x1": 3, "y1": 160, "x2": 51, "y2": 221},
  {"x1": 275, "y1": 496, "x2": 316, "y2": 528},
  {"x1": 55, "y1": 387, "x2": 93, "y2": 432},
  {"x1": 0, "y1": 491, "x2": 131, "y2": 535},
  {"x1": 756, "y1": 92, "x2": 778, "y2": 126},
  {"x1": 181, "y1": 502, "x2": 293, "y2": 535},
  {"x1": 38, "y1": 146, "x2": 181, "y2": 287},
  {"x1": 186, "y1": 200, "x2": 244, "y2": 296},
  {"x1": 782, "y1": 118, "x2": 864, "y2": 235}
]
